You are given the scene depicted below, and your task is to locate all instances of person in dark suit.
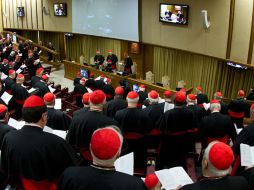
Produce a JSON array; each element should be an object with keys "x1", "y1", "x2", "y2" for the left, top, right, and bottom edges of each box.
[
  {"x1": 213, "y1": 91, "x2": 228, "y2": 115},
  {"x1": 123, "y1": 52, "x2": 133, "y2": 74},
  {"x1": 94, "y1": 50, "x2": 105, "y2": 68},
  {"x1": 181, "y1": 142, "x2": 251, "y2": 190},
  {"x1": 58, "y1": 127, "x2": 146, "y2": 190},
  {"x1": 106, "y1": 50, "x2": 118, "y2": 71}
]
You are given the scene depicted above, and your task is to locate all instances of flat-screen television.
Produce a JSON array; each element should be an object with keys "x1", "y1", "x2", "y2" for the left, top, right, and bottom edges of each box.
[
  {"x1": 80, "y1": 69, "x2": 88, "y2": 78},
  {"x1": 17, "y1": 7, "x2": 25, "y2": 17},
  {"x1": 54, "y1": 3, "x2": 67, "y2": 16},
  {"x1": 159, "y1": 3, "x2": 189, "y2": 25}
]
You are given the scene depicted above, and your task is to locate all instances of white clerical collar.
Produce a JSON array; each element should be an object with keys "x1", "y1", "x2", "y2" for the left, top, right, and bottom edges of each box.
[{"x1": 25, "y1": 123, "x2": 43, "y2": 129}]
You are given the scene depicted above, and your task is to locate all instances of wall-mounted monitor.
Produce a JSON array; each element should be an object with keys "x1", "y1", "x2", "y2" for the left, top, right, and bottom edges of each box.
[
  {"x1": 54, "y1": 3, "x2": 67, "y2": 16},
  {"x1": 17, "y1": 7, "x2": 25, "y2": 17},
  {"x1": 159, "y1": 3, "x2": 189, "y2": 25}
]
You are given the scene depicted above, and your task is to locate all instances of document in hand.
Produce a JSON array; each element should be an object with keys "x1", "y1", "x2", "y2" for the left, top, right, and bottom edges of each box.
[
  {"x1": 8, "y1": 118, "x2": 25, "y2": 130},
  {"x1": 54, "y1": 98, "x2": 62, "y2": 110},
  {"x1": 114, "y1": 152, "x2": 134, "y2": 175},
  {"x1": 28, "y1": 87, "x2": 37, "y2": 94},
  {"x1": 43, "y1": 126, "x2": 67, "y2": 139},
  {"x1": 155, "y1": 167, "x2": 193, "y2": 190},
  {"x1": 1, "y1": 73, "x2": 7, "y2": 80},
  {"x1": 1, "y1": 91, "x2": 13, "y2": 105},
  {"x1": 48, "y1": 85, "x2": 56, "y2": 93},
  {"x1": 240, "y1": 144, "x2": 254, "y2": 167}
]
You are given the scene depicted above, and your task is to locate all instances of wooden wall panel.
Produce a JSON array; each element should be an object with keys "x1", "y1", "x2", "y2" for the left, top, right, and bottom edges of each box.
[
  {"x1": 16, "y1": 0, "x2": 22, "y2": 29},
  {"x1": 230, "y1": 0, "x2": 253, "y2": 64},
  {"x1": 12, "y1": 0, "x2": 18, "y2": 29},
  {"x1": 21, "y1": 0, "x2": 27, "y2": 29},
  {"x1": 26, "y1": 0, "x2": 32, "y2": 29},
  {"x1": 37, "y1": 0, "x2": 43, "y2": 30},
  {"x1": 9, "y1": 0, "x2": 14, "y2": 28},
  {"x1": 2, "y1": 0, "x2": 6, "y2": 29},
  {"x1": 31, "y1": 0, "x2": 38, "y2": 30},
  {"x1": 5, "y1": 0, "x2": 10, "y2": 28}
]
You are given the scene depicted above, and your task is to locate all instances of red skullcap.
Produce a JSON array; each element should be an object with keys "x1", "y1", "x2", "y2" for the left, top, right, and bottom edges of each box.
[
  {"x1": 215, "y1": 92, "x2": 222, "y2": 97},
  {"x1": 77, "y1": 71, "x2": 81, "y2": 76},
  {"x1": 209, "y1": 142, "x2": 234, "y2": 170},
  {"x1": 90, "y1": 72, "x2": 94, "y2": 78},
  {"x1": 210, "y1": 99, "x2": 220, "y2": 104},
  {"x1": 90, "y1": 128, "x2": 121, "y2": 160},
  {"x1": 196, "y1": 86, "x2": 202, "y2": 91},
  {"x1": 145, "y1": 173, "x2": 159, "y2": 189},
  {"x1": 96, "y1": 50, "x2": 100, "y2": 54},
  {"x1": 8, "y1": 69, "x2": 15, "y2": 75},
  {"x1": 108, "y1": 50, "x2": 113, "y2": 53},
  {"x1": 175, "y1": 91, "x2": 186, "y2": 103},
  {"x1": 238, "y1": 90, "x2": 245, "y2": 97},
  {"x1": 251, "y1": 103, "x2": 254, "y2": 111},
  {"x1": 90, "y1": 90, "x2": 106, "y2": 105},
  {"x1": 140, "y1": 84, "x2": 146, "y2": 89},
  {"x1": 100, "y1": 74, "x2": 105, "y2": 78},
  {"x1": 36, "y1": 67, "x2": 44, "y2": 75},
  {"x1": 115, "y1": 87, "x2": 124, "y2": 95},
  {"x1": 106, "y1": 78, "x2": 111, "y2": 83},
  {"x1": 41, "y1": 74, "x2": 48, "y2": 81},
  {"x1": 0, "y1": 104, "x2": 7, "y2": 114},
  {"x1": 148, "y1": 90, "x2": 159, "y2": 102},
  {"x1": 3, "y1": 59, "x2": 8, "y2": 63},
  {"x1": 164, "y1": 90, "x2": 172, "y2": 98},
  {"x1": 17, "y1": 74, "x2": 24, "y2": 79},
  {"x1": 82, "y1": 93, "x2": 90, "y2": 104},
  {"x1": 23, "y1": 95, "x2": 45, "y2": 108},
  {"x1": 43, "y1": 93, "x2": 55, "y2": 103},
  {"x1": 187, "y1": 94, "x2": 196, "y2": 101},
  {"x1": 127, "y1": 91, "x2": 139, "y2": 103}
]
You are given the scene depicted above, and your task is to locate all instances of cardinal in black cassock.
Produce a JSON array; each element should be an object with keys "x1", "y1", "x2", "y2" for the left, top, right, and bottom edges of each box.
[
  {"x1": 31, "y1": 67, "x2": 44, "y2": 87},
  {"x1": 72, "y1": 93, "x2": 90, "y2": 118},
  {"x1": 4, "y1": 69, "x2": 16, "y2": 94},
  {"x1": 74, "y1": 78, "x2": 88, "y2": 108}
]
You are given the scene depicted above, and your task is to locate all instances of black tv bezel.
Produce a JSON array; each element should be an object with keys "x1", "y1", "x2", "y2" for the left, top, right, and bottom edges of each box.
[
  {"x1": 159, "y1": 3, "x2": 189, "y2": 25},
  {"x1": 53, "y1": 3, "x2": 67, "y2": 16},
  {"x1": 17, "y1": 7, "x2": 25, "y2": 17}
]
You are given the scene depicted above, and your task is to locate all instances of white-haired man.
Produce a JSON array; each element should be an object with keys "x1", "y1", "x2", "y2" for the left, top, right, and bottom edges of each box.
[
  {"x1": 198, "y1": 100, "x2": 236, "y2": 148},
  {"x1": 58, "y1": 127, "x2": 146, "y2": 190},
  {"x1": 181, "y1": 141, "x2": 251, "y2": 190}
]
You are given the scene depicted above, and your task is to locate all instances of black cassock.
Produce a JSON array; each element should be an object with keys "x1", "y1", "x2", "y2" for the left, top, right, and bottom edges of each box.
[
  {"x1": 228, "y1": 98, "x2": 250, "y2": 128},
  {"x1": 72, "y1": 107, "x2": 89, "y2": 118},
  {"x1": 124, "y1": 56, "x2": 133, "y2": 73},
  {"x1": 31, "y1": 75, "x2": 41, "y2": 87},
  {"x1": 1, "y1": 125, "x2": 80, "y2": 181},
  {"x1": 181, "y1": 176, "x2": 251, "y2": 190},
  {"x1": 196, "y1": 93, "x2": 209, "y2": 104},
  {"x1": 57, "y1": 166, "x2": 146, "y2": 190},
  {"x1": 102, "y1": 84, "x2": 115, "y2": 102},
  {"x1": 73, "y1": 84, "x2": 88, "y2": 108},
  {"x1": 73, "y1": 77, "x2": 81, "y2": 86},
  {"x1": 137, "y1": 91, "x2": 148, "y2": 107},
  {"x1": 220, "y1": 101, "x2": 228, "y2": 115},
  {"x1": 104, "y1": 98, "x2": 127, "y2": 119},
  {"x1": 159, "y1": 107, "x2": 196, "y2": 168},
  {"x1": 198, "y1": 112, "x2": 236, "y2": 147},
  {"x1": 46, "y1": 108, "x2": 71, "y2": 131},
  {"x1": 186, "y1": 104, "x2": 206, "y2": 129},
  {"x1": 33, "y1": 81, "x2": 50, "y2": 97},
  {"x1": 67, "y1": 111, "x2": 118, "y2": 150},
  {"x1": 3, "y1": 77, "x2": 15, "y2": 94},
  {"x1": 26, "y1": 57, "x2": 37, "y2": 79},
  {"x1": 142, "y1": 103, "x2": 164, "y2": 128},
  {"x1": 94, "y1": 54, "x2": 105, "y2": 65},
  {"x1": 0, "y1": 122, "x2": 16, "y2": 149},
  {"x1": 232, "y1": 122, "x2": 254, "y2": 155}
]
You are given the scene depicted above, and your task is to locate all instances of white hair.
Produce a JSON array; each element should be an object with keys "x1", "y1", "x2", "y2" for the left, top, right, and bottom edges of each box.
[
  {"x1": 203, "y1": 141, "x2": 232, "y2": 177},
  {"x1": 210, "y1": 103, "x2": 221, "y2": 112}
]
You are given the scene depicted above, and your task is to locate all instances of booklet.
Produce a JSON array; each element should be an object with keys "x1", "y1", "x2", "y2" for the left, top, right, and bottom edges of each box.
[
  {"x1": 115, "y1": 152, "x2": 134, "y2": 176},
  {"x1": 54, "y1": 98, "x2": 62, "y2": 110},
  {"x1": 240, "y1": 144, "x2": 254, "y2": 167},
  {"x1": 1, "y1": 91, "x2": 13, "y2": 105},
  {"x1": 155, "y1": 167, "x2": 193, "y2": 190}
]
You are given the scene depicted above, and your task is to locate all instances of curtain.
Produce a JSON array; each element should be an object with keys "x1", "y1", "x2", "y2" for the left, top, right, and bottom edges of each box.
[
  {"x1": 153, "y1": 47, "x2": 254, "y2": 99},
  {"x1": 65, "y1": 34, "x2": 121, "y2": 64},
  {"x1": 39, "y1": 31, "x2": 61, "y2": 52}
]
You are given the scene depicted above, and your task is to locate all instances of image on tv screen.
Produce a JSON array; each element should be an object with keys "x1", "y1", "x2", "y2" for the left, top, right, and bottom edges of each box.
[
  {"x1": 159, "y1": 4, "x2": 189, "y2": 25},
  {"x1": 54, "y1": 3, "x2": 67, "y2": 16},
  {"x1": 17, "y1": 7, "x2": 25, "y2": 17}
]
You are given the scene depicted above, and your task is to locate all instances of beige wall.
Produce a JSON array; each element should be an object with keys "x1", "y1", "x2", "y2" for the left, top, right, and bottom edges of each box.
[
  {"x1": 142, "y1": 0, "x2": 230, "y2": 59},
  {"x1": 230, "y1": 0, "x2": 253, "y2": 64},
  {"x1": 1, "y1": 0, "x2": 72, "y2": 32}
]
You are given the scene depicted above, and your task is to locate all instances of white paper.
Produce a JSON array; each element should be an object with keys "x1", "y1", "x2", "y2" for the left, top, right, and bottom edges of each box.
[
  {"x1": 155, "y1": 167, "x2": 193, "y2": 190},
  {"x1": 164, "y1": 102, "x2": 174, "y2": 112},
  {"x1": 158, "y1": 98, "x2": 165, "y2": 103},
  {"x1": 48, "y1": 85, "x2": 56, "y2": 93},
  {"x1": 203, "y1": 103, "x2": 210, "y2": 111},
  {"x1": 54, "y1": 98, "x2": 62, "y2": 110},
  {"x1": 28, "y1": 87, "x2": 37, "y2": 94},
  {"x1": 8, "y1": 118, "x2": 25, "y2": 130},
  {"x1": 240, "y1": 144, "x2": 254, "y2": 167},
  {"x1": 43, "y1": 126, "x2": 67, "y2": 139},
  {"x1": 1, "y1": 73, "x2": 7, "y2": 80},
  {"x1": 16, "y1": 68, "x2": 22, "y2": 74},
  {"x1": 1, "y1": 91, "x2": 13, "y2": 105},
  {"x1": 234, "y1": 123, "x2": 243, "y2": 134},
  {"x1": 18, "y1": 53, "x2": 23, "y2": 57},
  {"x1": 52, "y1": 130, "x2": 67, "y2": 139},
  {"x1": 20, "y1": 64, "x2": 26, "y2": 68},
  {"x1": 115, "y1": 152, "x2": 134, "y2": 175}
]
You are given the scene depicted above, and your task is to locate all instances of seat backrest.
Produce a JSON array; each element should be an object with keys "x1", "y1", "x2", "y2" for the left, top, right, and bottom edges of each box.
[{"x1": 21, "y1": 176, "x2": 57, "y2": 190}]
